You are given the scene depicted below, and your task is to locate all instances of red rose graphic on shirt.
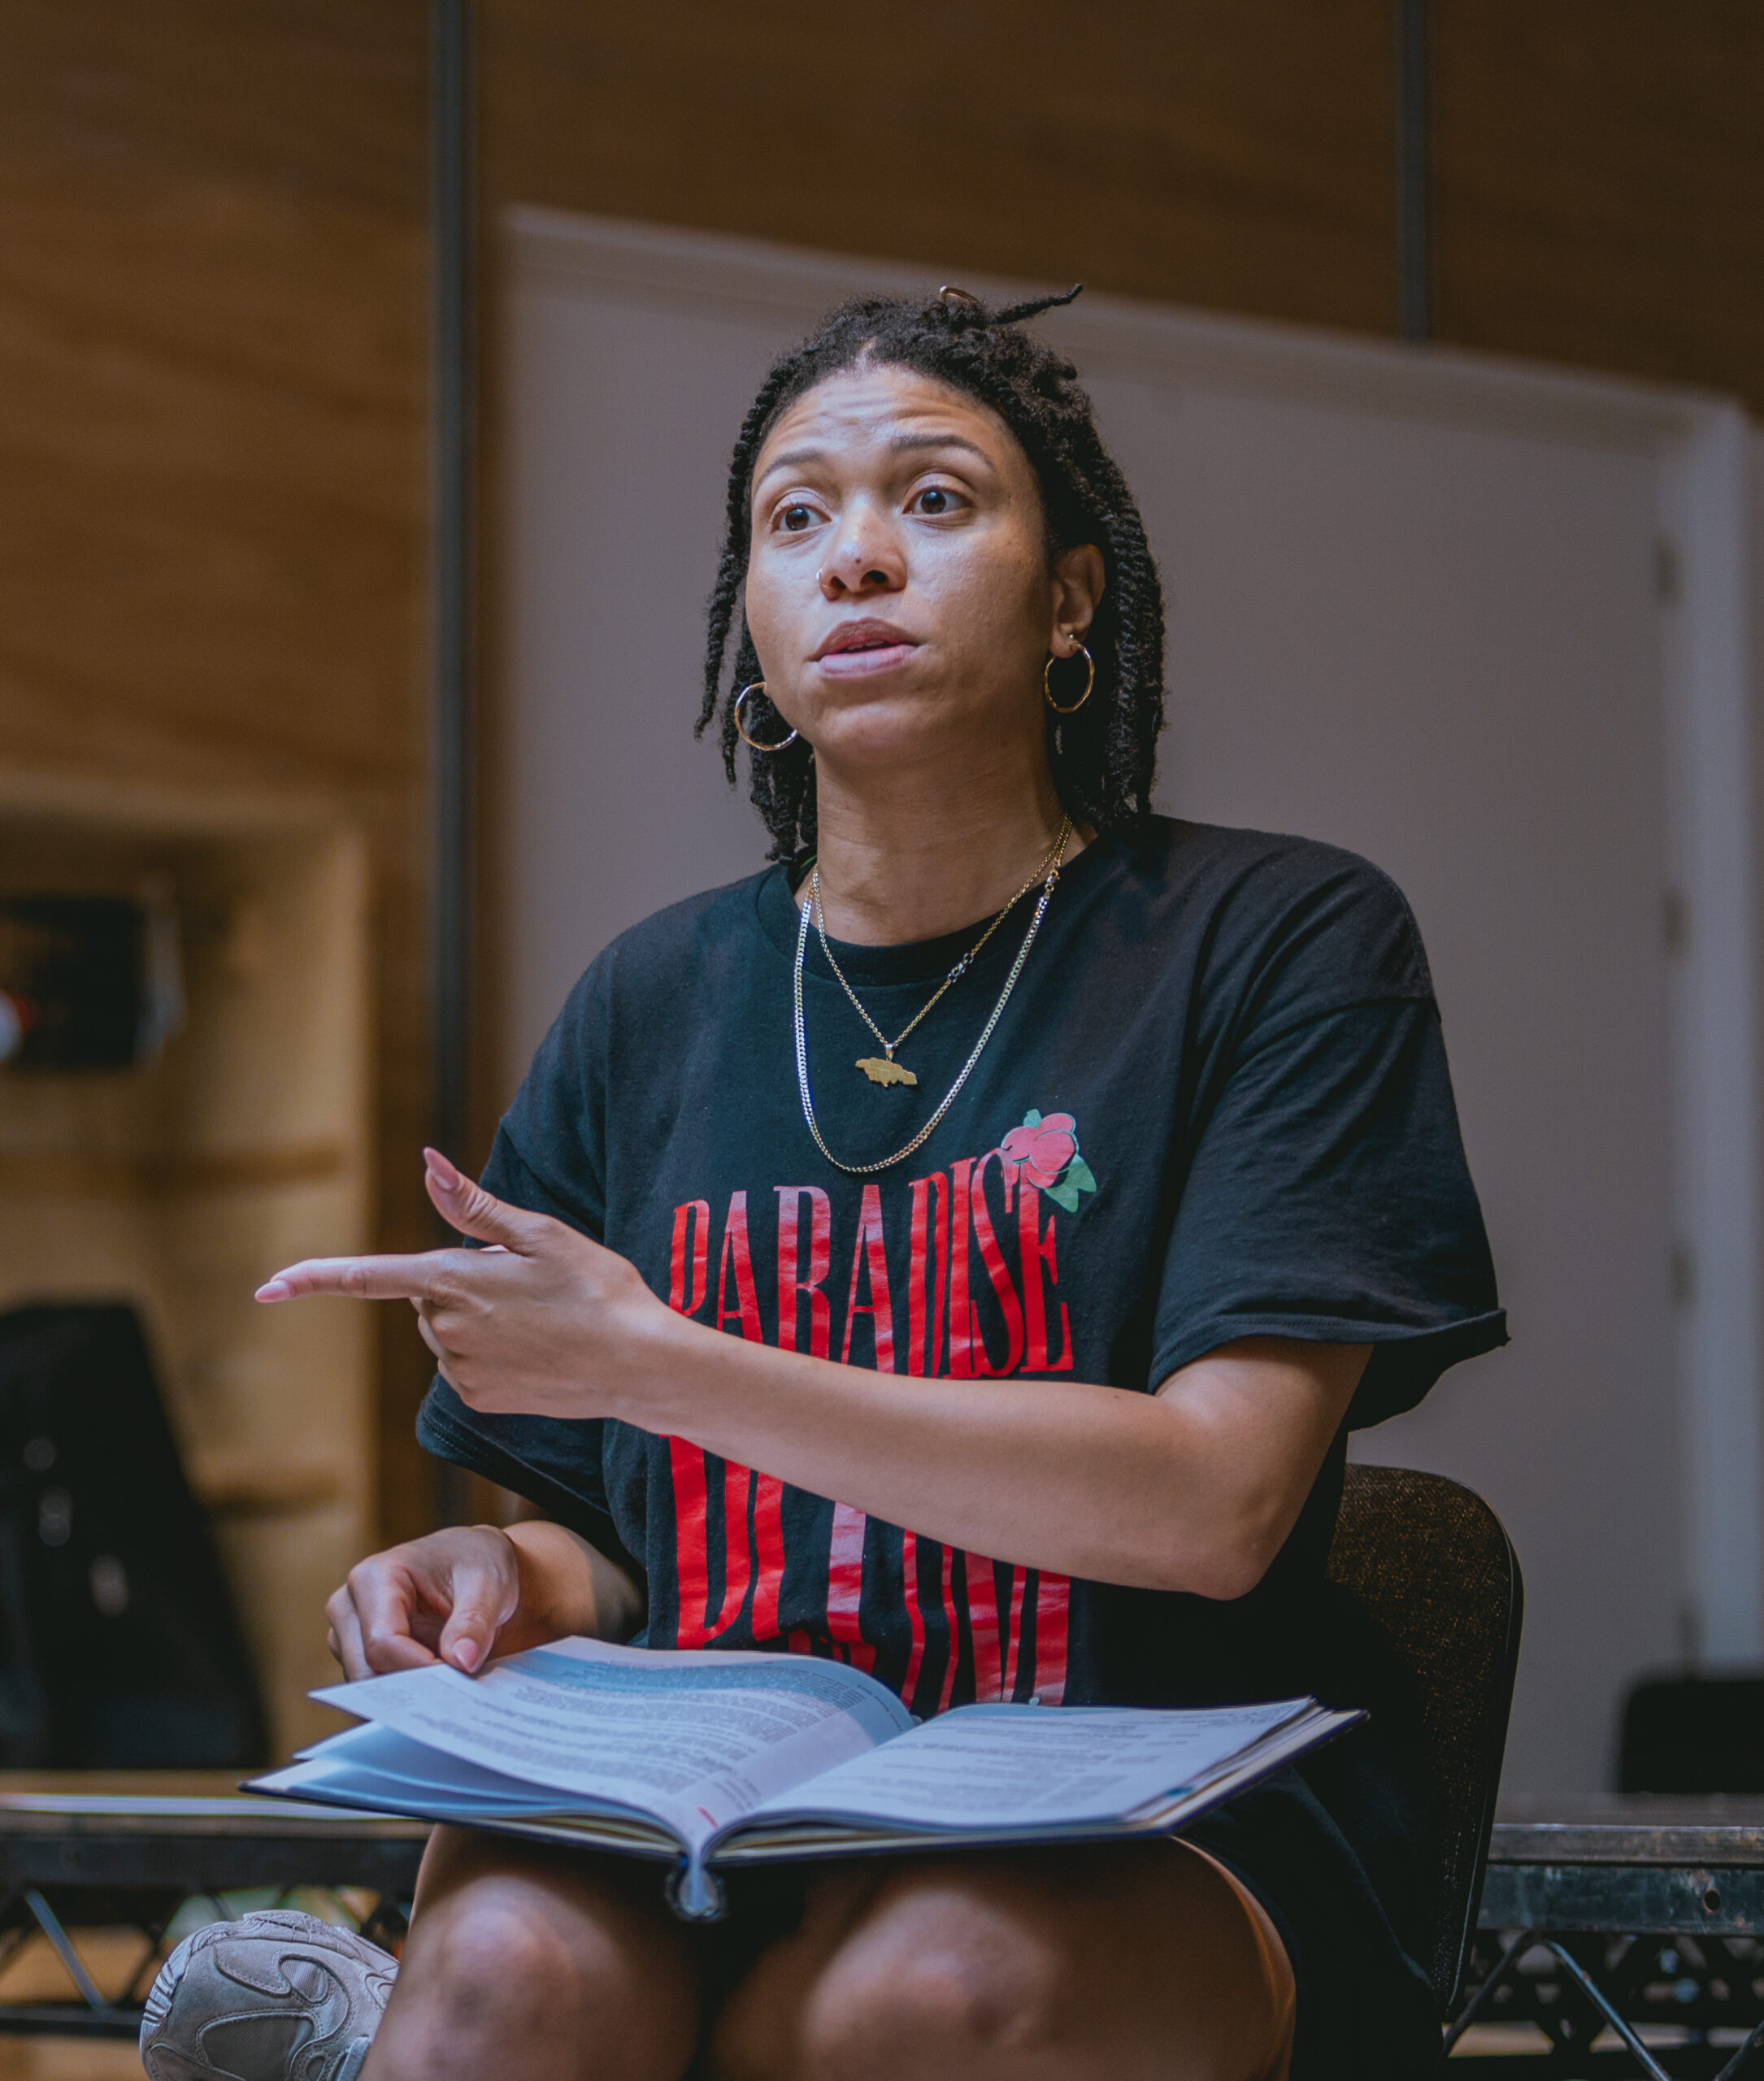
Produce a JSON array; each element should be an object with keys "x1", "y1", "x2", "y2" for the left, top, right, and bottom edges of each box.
[
  {"x1": 999, "y1": 1110, "x2": 1097, "y2": 1213},
  {"x1": 1001, "y1": 1112, "x2": 1078, "y2": 1187}
]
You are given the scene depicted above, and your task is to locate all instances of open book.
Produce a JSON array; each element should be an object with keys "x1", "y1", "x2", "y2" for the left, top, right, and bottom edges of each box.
[{"x1": 250, "y1": 1636, "x2": 1358, "y2": 1920}]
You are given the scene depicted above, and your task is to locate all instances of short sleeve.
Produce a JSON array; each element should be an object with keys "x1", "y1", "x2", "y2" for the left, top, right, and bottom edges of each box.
[
  {"x1": 1151, "y1": 870, "x2": 1505, "y2": 1424},
  {"x1": 416, "y1": 977, "x2": 637, "y2": 1571}
]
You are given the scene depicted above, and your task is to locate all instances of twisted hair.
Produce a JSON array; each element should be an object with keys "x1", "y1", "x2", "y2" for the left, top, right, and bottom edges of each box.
[{"x1": 697, "y1": 285, "x2": 1167, "y2": 861}]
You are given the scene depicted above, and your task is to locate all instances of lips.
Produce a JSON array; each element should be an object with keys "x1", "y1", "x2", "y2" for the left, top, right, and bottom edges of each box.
[{"x1": 814, "y1": 619, "x2": 919, "y2": 678}]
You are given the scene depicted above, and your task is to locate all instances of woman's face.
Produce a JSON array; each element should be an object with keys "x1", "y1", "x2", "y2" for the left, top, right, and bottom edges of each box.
[{"x1": 743, "y1": 363, "x2": 1101, "y2": 780}]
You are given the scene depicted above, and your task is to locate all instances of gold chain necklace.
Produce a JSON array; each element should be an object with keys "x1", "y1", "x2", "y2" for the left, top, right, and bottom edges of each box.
[
  {"x1": 809, "y1": 816, "x2": 1074, "y2": 1087},
  {"x1": 793, "y1": 820, "x2": 1073, "y2": 1177}
]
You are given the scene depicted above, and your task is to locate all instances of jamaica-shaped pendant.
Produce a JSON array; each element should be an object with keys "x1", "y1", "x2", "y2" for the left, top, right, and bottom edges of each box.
[{"x1": 857, "y1": 1056, "x2": 918, "y2": 1087}]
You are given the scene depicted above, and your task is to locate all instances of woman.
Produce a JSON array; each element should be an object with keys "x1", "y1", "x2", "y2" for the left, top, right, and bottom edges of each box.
[{"x1": 147, "y1": 286, "x2": 1502, "y2": 2081}]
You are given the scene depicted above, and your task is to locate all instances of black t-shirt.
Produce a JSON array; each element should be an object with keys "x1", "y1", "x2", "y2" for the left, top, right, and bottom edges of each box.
[{"x1": 421, "y1": 816, "x2": 1504, "y2": 2011}]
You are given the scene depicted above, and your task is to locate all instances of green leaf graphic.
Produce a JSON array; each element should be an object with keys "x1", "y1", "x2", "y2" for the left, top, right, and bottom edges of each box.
[
  {"x1": 1066, "y1": 1156, "x2": 1097, "y2": 1194},
  {"x1": 1023, "y1": 1108, "x2": 1042, "y2": 1127},
  {"x1": 1045, "y1": 1180, "x2": 1081, "y2": 1213}
]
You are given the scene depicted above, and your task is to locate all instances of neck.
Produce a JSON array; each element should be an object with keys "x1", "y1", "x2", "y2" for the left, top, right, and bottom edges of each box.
[{"x1": 804, "y1": 742, "x2": 1087, "y2": 945}]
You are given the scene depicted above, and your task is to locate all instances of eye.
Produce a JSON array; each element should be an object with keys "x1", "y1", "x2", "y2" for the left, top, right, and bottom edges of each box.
[
  {"x1": 909, "y1": 484, "x2": 965, "y2": 517},
  {"x1": 780, "y1": 502, "x2": 818, "y2": 532}
]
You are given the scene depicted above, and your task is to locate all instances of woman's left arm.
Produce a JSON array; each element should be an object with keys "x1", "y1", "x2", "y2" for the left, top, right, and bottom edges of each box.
[
  {"x1": 261, "y1": 1156, "x2": 1365, "y2": 1600},
  {"x1": 646, "y1": 1317, "x2": 1364, "y2": 1599}
]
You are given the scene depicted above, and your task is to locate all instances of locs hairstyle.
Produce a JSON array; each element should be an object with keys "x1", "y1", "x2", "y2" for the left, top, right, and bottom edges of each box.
[{"x1": 697, "y1": 285, "x2": 1167, "y2": 862}]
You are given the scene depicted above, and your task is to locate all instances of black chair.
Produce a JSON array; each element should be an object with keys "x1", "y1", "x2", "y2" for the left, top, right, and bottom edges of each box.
[
  {"x1": 0, "y1": 1303, "x2": 266, "y2": 1767},
  {"x1": 1326, "y1": 1463, "x2": 1524, "y2": 2011}
]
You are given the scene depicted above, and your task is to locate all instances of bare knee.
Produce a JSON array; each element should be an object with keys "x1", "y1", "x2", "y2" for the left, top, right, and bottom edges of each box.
[
  {"x1": 744, "y1": 1848, "x2": 1289, "y2": 2081},
  {"x1": 798, "y1": 1892, "x2": 1060, "y2": 2079},
  {"x1": 369, "y1": 1837, "x2": 697, "y2": 2081},
  {"x1": 424, "y1": 1875, "x2": 597, "y2": 2021}
]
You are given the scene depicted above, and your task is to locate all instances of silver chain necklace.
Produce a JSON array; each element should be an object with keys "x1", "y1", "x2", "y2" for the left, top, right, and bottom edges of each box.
[
  {"x1": 792, "y1": 824, "x2": 1072, "y2": 1177},
  {"x1": 810, "y1": 817, "x2": 1072, "y2": 1088}
]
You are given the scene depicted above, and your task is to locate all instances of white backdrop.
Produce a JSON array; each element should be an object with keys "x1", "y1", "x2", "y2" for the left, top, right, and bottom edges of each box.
[{"x1": 495, "y1": 211, "x2": 1763, "y2": 1796}]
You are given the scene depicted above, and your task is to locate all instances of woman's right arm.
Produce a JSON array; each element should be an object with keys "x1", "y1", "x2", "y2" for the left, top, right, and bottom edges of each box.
[{"x1": 325, "y1": 1519, "x2": 644, "y2": 1681}]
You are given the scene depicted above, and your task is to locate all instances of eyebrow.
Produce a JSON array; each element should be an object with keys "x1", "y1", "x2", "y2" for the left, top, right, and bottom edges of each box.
[{"x1": 754, "y1": 431, "x2": 993, "y2": 481}]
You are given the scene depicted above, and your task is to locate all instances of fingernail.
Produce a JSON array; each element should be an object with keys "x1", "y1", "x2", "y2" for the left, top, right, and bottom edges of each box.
[
  {"x1": 452, "y1": 1639, "x2": 483, "y2": 1674},
  {"x1": 424, "y1": 1147, "x2": 463, "y2": 1189},
  {"x1": 255, "y1": 1279, "x2": 292, "y2": 1302}
]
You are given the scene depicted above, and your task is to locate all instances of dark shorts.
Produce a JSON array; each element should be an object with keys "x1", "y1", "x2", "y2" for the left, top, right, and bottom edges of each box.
[
  {"x1": 690, "y1": 1770, "x2": 1440, "y2": 2081},
  {"x1": 1183, "y1": 1771, "x2": 1441, "y2": 2081}
]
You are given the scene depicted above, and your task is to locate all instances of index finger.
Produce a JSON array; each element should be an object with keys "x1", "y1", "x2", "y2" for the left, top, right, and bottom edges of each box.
[
  {"x1": 345, "y1": 1562, "x2": 445, "y2": 1677},
  {"x1": 255, "y1": 1249, "x2": 473, "y2": 1303}
]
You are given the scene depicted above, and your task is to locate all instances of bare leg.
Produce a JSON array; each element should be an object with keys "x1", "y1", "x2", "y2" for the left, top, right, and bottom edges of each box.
[
  {"x1": 363, "y1": 1826, "x2": 701, "y2": 2081},
  {"x1": 706, "y1": 1839, "x2": 1295, "y2": 2081}
]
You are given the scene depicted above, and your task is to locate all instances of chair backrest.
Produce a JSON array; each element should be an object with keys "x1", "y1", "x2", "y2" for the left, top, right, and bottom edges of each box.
[{"x1": 1325, "y1": 1464, "x2": 1523, "y2": 2010}]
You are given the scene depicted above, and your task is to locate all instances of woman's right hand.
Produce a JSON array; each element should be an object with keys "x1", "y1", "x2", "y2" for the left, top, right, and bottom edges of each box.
[
  {"x1": 326, "y1": 1525, "x2": 526, "y2": 1680},
  {"x1": 325, "y1": 1518, "x2": 638, "y2": 1681}
]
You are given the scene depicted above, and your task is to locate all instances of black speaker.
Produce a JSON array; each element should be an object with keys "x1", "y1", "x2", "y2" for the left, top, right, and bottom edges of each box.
[
  {"x1": 0, "y1": 898, "x2": 146, "y2": 1070},
  {"x1": 0, "y1": 1304, "x2": 267, "y2": 1767}
]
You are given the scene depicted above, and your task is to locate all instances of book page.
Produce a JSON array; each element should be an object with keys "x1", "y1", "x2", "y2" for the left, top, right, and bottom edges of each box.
[
  {"x1": 743, "y1": 1700, "x2": 1314, "y2": 1833},
  {"x1": 261, "y1": 1723, "x2": 648, "y2": 1818},
  {"x1": 310, "y1": 1636, "x2": 912, "y2": 1848},
  {"x1": 303, "y1": 1721, "x2": 558, "y2": 1796}
]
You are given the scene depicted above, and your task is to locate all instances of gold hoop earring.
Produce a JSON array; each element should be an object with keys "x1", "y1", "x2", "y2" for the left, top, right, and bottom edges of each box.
[
  {"x1": 734, "y1": 681, "x2": 800, "y2": 753},
  {"x1": 1044, "y1": 641, "x2": 1095, "y2": 715}
]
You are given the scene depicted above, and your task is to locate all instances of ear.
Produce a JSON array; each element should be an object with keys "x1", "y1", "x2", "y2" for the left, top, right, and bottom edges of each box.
[{"x1": 1049, "y1": 543, "x2": 1106, "y2": 653}]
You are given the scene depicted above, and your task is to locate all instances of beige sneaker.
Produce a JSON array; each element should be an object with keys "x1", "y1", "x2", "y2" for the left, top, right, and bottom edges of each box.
[{"x1": 139, "y1": 1909, "x2": 397, "y2": 2081}]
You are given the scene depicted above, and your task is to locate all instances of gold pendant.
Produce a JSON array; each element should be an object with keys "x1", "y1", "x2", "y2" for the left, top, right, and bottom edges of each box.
[{"x1": 857, "y1": 1056, "x2": 918, "y2": 1087}]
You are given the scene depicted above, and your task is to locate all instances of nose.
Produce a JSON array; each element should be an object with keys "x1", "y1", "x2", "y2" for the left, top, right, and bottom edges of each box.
[{"x1": 817, "y1": 503, "x2": 905, "y2": 600}]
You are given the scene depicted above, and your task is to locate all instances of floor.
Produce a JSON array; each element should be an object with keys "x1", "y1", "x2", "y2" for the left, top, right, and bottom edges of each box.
[{"x1": 0, "y1": 2044, "x2": 143, "y2": 2079}]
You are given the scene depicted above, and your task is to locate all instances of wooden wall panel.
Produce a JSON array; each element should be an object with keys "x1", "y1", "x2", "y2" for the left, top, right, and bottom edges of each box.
[
  {"x1": 0, "y1": 2, "x2": 438, "y2": 1550},
  {"x1": 481, "y1": 0, "x2": 1401, "y2": 337},
  {"x1": 1433, "y1": 0, "x2": 1764, "y2": 413},
  {"x1": 1, "y1": 0, "x2": 426, "y2": 215},
  {"x1": 484, "y1": 1, "x2": 1764, "y2": 414}
]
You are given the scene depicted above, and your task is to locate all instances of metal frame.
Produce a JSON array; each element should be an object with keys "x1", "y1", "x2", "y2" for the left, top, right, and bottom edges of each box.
[
  {"x1": 430, "y1": 0, "x2": 477, "y2": 1529},
  {"x1": 1449, "y1": 1928, "x2": 1764, "y2": 2078},
  {"x1": 0, "y1": 1886, "x2": 172, "y2": 2039},
  {"x1": 431, "y1": 0, "x2": 475, "y2": 1173},
  {"x1": 1450, "y1": 1810, "x2": 1764, "y2": 2074},
  {"x1": 0, "y1": 1883, "x2": 415, "y2": 2040},
  {"x1": 0, "y1": 1804, "x2": 425, "y2": 2040}
]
